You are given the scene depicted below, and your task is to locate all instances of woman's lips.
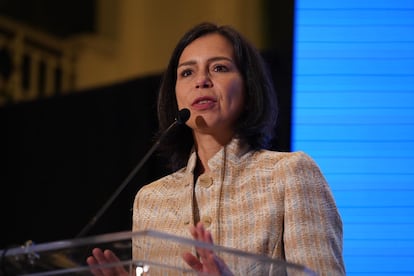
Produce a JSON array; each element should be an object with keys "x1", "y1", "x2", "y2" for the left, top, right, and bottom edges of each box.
[{"x1": 191, "y1": 96, "x2": 217, "y2": 110}]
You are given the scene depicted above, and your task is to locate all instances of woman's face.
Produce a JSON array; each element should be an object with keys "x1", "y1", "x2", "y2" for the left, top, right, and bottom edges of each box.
[{"x1": 175, "y1": 33, "x2": 245, "y2": 138}]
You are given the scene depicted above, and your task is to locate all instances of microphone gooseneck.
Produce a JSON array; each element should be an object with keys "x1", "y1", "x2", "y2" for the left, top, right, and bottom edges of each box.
[{"x1": 76, "y1": 108, "x2": 191, "y2": 238}]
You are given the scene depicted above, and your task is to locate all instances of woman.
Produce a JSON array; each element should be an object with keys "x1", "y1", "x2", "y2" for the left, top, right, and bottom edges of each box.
[{"x1": 88, "y1": 22, "x2": 345, "y2": 275}]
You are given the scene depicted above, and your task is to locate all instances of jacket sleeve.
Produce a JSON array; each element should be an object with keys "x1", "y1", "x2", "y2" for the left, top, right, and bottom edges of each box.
[{"x1": 281, "y1": 152, "x2": 345, "y2": 275}]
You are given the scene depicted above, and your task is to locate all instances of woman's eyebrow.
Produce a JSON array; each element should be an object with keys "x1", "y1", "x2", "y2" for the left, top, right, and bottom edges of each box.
[{"x1": 178, "y1": 56, "x2": 233, "y2": 68}]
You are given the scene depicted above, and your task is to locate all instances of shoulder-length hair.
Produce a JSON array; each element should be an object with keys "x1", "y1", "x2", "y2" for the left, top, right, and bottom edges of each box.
[{"x1": 156, "y1": 22, "x2": 278, "y2": 171}]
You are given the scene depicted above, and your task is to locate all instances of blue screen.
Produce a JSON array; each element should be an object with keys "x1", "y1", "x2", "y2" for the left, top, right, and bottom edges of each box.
[{"x1": 292, "y1": 0, "x2": 414, "y2": 274}]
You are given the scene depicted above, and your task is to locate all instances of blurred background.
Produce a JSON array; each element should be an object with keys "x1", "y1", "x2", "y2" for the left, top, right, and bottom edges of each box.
[
  {"x1": 0, "y1": 0, "x2": 413, "y2": 275},
  {"x1": 0, "y1": 0, "x2": 293, "y2": 244}
]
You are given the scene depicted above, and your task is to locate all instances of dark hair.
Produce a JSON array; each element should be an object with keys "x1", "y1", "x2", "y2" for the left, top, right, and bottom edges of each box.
[{"x1": 156, "y1": 22, "x2": 278, "y2": 171}]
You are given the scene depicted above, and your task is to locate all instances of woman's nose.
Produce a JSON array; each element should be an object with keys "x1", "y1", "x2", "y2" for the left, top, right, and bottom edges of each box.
[{"x1": 195, "y1": 74, "x2": 213, "y2": 88}]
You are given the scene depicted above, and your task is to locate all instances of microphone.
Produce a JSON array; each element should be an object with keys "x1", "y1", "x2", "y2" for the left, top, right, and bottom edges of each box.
[
  {"x1": 176, "y1": 108, "x2": 190, "y2": 124},
  {"x1": 76, "y1": 108, "x2": 190, "y2": 238}
]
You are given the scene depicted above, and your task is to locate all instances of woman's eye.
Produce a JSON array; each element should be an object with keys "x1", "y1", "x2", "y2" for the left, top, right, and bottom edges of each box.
[
  {"x1": 180, "y1": 69, "x2": 192, "y2": 77},
  {"x1": 213, "y1": 65, "x2": 229, "y2": 72}
]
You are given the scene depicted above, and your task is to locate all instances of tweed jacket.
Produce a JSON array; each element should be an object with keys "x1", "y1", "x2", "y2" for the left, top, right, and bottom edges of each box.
[{"x1": 132, "y1": 138, "x2": 345, "y2": 275}]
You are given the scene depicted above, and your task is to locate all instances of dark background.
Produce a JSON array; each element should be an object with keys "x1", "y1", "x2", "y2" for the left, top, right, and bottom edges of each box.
[
  {"x1": 0, "y1": 0, "x2": 96, "y2": 38},
  {"x1": 0, "y1": 1, "x2": 294, "y2": 248}
]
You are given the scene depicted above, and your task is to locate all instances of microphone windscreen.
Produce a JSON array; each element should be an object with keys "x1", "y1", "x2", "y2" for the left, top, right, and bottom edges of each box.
[{"x1": 176, "y1": 108, "x2": 190, "y2": 124}]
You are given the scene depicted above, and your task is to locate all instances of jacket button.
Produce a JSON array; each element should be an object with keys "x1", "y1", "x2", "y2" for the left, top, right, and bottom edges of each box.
[
  {"x1": 198, "y1": 175, "x2": 213, "y2": 188},
  {"x1": 201, "y1": 216, "x2": 212, "y2": 227}
]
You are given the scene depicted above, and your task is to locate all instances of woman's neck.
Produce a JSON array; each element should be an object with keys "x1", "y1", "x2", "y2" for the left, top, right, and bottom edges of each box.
[{"x1": 193, "y1": 132, "x2": 233, "y2": 174}]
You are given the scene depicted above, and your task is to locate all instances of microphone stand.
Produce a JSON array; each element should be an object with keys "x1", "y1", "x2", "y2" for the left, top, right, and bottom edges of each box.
[{"x1": 76, "y1": 109, "x2": 190, "y2": 238}]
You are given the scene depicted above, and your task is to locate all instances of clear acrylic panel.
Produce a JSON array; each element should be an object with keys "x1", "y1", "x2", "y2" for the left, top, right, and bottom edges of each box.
[{"x1": 0, "y1": 230, "x2": 316, "y2": 275}]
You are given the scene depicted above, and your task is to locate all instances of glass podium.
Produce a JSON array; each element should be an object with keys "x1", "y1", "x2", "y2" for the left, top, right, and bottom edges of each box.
[{"x1": 0, "y1": 230, "x2": 316, "y2": 275}]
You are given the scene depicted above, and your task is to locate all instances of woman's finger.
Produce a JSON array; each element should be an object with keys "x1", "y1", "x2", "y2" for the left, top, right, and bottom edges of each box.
[
  {"x1": 86, "y1": 255, "x2": 104, "y2": 276},
  {"x1": 87, "y1": 248, "x2": 128, "y2": 276}
]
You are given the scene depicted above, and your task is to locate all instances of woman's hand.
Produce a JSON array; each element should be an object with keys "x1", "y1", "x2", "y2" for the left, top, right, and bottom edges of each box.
[
  {"x1": 86, "y1": 248, "x2": 129, "y2": 276},
  {"x1": 182, "y1": 222, "x2": 233, "y2": 276}
]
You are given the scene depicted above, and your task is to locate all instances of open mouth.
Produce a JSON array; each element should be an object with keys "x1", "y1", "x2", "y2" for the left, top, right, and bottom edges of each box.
[{"x1": 192, "y1": 96, "x2": 217, "y2": 110}]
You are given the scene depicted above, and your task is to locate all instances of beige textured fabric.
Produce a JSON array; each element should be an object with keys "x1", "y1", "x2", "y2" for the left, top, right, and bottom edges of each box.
[{"x1": 132, "y1": 138, "x2": 345, "y2": 275}]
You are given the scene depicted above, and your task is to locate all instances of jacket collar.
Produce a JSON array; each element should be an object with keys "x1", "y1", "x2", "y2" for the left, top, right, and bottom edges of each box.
[{"x1": 184, "y1": 138, "x2": 251, "y2": 175}]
